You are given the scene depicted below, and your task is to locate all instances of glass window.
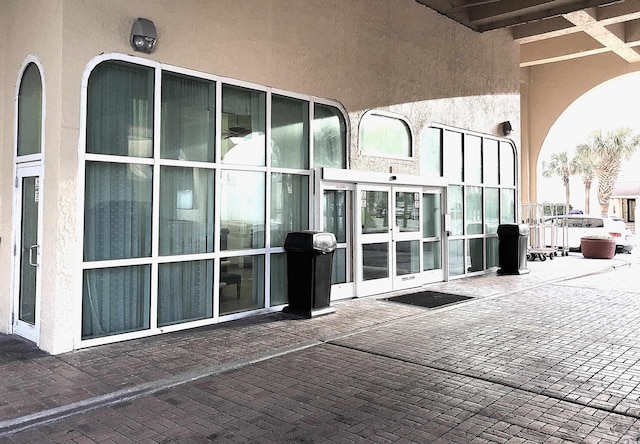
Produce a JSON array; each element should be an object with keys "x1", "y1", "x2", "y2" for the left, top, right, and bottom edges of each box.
[
  {"x1": 220, "y1": 170, "x2": 265, "y2": 250},
  {"x1": 486, "y1": 237, "x2": 498, "y2": 268},
  {"x1": 332, "y1": 248, "x2": 347, "y2": 284},
  {"x1": 500, "y1": 141, "x2": 515, "y2": 186},
  {"x1": 158, "y1": 260, "x2": 213, "y2": 326},
  {"x1": 362, "y1": 243, "x2": 389, "y2": 281},
  {"x1": 466, "y1": 186, "x2": 483, "y2": 235},
  {"x1": 444, "y1": 130, "x2": 463, "y2": 182},
  {"x1": 448, "y1": 185, "x2": 464, "y2": 236},
  {"x1": 423, "y1": 241, "x2": 441, "y2": 271},
  {"x1": 314, "y1": 104, "x2": 346, "y2": 168},
  {"x1": 82, "y1": 58, "x2": 348, "y2": 342},
  {"x1": 568, "y1": 218, "x2": 583, "y2": 228},
  {"x1": 468, "y1": 238, "x2": 483, "y2": 272},
  {"x1": 221, "y1": 85, "x2": 266, "y2": 166},
  {"x1": 396, "y1": 192, "x2": 420, "y2": 233},
  {"x1": 422, "y1": 193, "x2": 441, "y2": 238},
  {"x1": 428, "y1": 126, "x2": 517, "y2": 278},
  {"x1": 362, "y1": 191, "x2": 388, "y2": 234},
  {"x1": 84, "y1": 162, "x2": 152, "y2": 261},
  {"x1": 396, "y1": 240, "x2": 420, "y2": 275},
  {"x1": 360, "y1": 113, "x2": 411, "y2": 157},
  {"x1": 483, "y1": 139, "x2": 499, "y2": 185},
  {"x1": 17, "y1": 63, "x2": 42, "y2": 157},
  {"x1": 87, "y1": 61, "x2": 154, "y2": 157},
  {"x1": 272, "y1": 95, "x2": 309, "y2": 168},
  {"x1": 448, "y1": 239, "x2": 464, "y2": 276},
  {"x1": 501, "y1": 189, "x2": 516, "y2": 223},
  {"x1": 464, "y1": 134, "x2": 482, "y2": 183},
  {"x1": 219, "y1": 255, "x2": 265, "y2": 315},
  {"x1": 159, "y1": 167, "x2": 215, "y2": 255},
  {"x1": 270, "y1": 253, "x2": 288, "y2": 306},
  {"x1": 485, "y1": 188, "x2": 500, "y2": 234},
  {"x1": 323, "y1": 189, "x2": 348, "y2": 285},
  {"x1": 421, "y1": 127, "x2": 442, "y2": 176},
  {"x1": 161, "y1": 73, "x2": 215, "y2": 162},
  {"x1": 82, "y1": 265, "x2": 151, "y2": 339},
  {"x1": 586, "y1": 217, "x2": 604, "y2": 228},
  {"x1": 270, "y1": 173, "x2": 309, "y2": 247},
  {"x1": 324, "y1": 190, "x2": 347, "y2": 243}
]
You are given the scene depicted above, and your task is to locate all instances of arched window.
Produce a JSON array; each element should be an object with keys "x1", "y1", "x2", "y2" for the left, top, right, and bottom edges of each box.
[
  {"x1": 360, "y1": 111, "x2": 412, "y2": 158},
  {"x1": 17, "y1": 63, "x2": 43, "y2": 157}
]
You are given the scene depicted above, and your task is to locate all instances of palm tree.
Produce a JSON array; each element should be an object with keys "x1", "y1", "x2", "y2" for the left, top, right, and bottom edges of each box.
[
  {"x1": 585, "y1": 128, "x2": 640, "y2": 216},
  {"x1": 542, "y1": 151, "x2": 575, "y2": 210},
  {"x1": 572, "y1": 144, "x2": 597, "y2": 214}
]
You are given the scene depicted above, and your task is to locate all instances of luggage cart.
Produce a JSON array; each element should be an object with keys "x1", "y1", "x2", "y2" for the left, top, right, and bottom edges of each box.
[
  {"x1": 521, "y1": 202, "x2": 562, "y2": 261},
  {"x1": 548, "y1": 204, "x2": 569, "y2": 257}
]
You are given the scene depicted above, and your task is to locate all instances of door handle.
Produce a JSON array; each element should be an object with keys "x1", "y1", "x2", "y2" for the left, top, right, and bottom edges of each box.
[{"x1": 29, "y1": 244, "x2": 39, "y2": 267}]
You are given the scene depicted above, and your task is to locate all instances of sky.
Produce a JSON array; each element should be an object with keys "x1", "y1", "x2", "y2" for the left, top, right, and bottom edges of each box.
[{"x1": 536, "y1": 72, "x2": 640, "y2": 212}]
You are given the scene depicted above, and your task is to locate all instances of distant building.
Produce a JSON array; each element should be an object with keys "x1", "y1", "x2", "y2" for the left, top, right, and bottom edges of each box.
[{"x1": 611, "y1": 182, "x2": 639, "y2": 232}]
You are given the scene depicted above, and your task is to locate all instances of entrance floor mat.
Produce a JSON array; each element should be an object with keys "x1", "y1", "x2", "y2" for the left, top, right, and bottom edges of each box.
[{"x1": 383, "y1": 291, "x2": 473, "y2": 309}]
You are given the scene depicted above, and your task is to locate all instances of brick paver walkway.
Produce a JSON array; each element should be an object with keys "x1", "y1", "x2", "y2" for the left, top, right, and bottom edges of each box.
[{"x1": 1, "y1": 253, "x2": 639, "y2": 443}]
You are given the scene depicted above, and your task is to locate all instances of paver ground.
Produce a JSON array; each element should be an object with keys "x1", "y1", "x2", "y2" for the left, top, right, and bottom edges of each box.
[{"x1": 1, "y1": 254, "x2": 639, "y2": 443}]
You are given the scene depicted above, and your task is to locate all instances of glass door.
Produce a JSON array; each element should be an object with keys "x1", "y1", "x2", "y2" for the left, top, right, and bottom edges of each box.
[
  {"x1": 321, "y1": 185, "x2": 354, "y2": 300},
  {"x1": 392, "y1": 187, "x2": 423, "y2": 290},
  {"x1": 357, "y1": 186, "x2": 393, "y2": 295},
  {"x1": 13, "y1": 165, "x2": 42, "y2": 343},
  {"x1": 421, "y1": 190, "x2": 445, "y2": 283},
  {"x1": 356, "y1": 185, "x2": 428, "y2": 296}
]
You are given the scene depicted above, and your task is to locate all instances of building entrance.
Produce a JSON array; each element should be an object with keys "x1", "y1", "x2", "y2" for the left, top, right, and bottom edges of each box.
[
  {"x1": 318, "y1": 169, "x2": 448, "y2": 300},
  {"x1": 13, "y1": 164, "x2": 42, "y2": 344},
  {"x1": 356, "y1": 185, "x2": 445, "y2": 297}
]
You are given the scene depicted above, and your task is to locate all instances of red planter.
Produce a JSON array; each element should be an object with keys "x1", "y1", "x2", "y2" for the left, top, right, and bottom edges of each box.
[{"x1": 580, "y1": 237, "x2": 616, "y2": 259}]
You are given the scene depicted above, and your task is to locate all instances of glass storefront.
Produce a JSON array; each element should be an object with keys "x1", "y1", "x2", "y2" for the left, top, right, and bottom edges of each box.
[
  {"x1": 81, "y1": 58, "x2": 346, "y2": 342},
  {"x1": 80, "y1": 57, "x2": 517, "y2": 345},
  {"x1": 426, "y1": 126, "x2": 517, "y2": 278}
]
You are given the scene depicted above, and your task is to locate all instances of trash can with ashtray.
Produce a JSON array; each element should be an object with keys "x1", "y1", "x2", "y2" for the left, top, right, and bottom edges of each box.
[{"x1": 283, "y1": 231, "x2": 337, "y2": 318}]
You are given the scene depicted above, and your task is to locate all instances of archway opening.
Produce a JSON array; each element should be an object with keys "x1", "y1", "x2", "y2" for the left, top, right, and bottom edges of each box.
[{"x1": 536, "y1": 73, "x2": 640, "y2": 226}]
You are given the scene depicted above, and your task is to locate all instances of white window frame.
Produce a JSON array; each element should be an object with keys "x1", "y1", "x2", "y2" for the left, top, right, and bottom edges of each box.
[
  {"x1": 359, "y1": 109, "x2": 414, "y2": 159},
  {"x1": 76, "y1": 53, "x2": 349, "y2": 348}
]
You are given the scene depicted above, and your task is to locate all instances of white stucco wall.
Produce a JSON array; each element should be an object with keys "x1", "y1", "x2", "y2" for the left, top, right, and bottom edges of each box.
[
  {"x1": 0, "y1": 1, "x2": 65, "y2": 351},
  {"x1": 0, "y1": 3, "x2": 7, "y2": 335},
  {"x1": 1, "y1": 0, "x2": 520, "y2": 353}
]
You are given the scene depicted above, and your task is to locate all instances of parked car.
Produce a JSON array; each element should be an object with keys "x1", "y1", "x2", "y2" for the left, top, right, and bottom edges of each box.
[{"x1": 544, "y1": 215, "x2": 634, "y2": 254}]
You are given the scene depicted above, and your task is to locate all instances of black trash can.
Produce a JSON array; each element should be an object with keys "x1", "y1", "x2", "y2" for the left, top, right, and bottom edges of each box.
[
  {"x1": 283, "y1": 231, "x2": 337, "y2": 318},
  {"x1": 497, "y1": 224, "x2": 530, "y2": 275}
]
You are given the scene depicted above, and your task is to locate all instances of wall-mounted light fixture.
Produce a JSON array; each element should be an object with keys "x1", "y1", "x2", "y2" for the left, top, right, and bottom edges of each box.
[
  {"x1": 130, "y1": 18, "x2": 157, "y2": 53},
  {"x1": 501, "y1": 121, "x2": 513, "y2": 137}
]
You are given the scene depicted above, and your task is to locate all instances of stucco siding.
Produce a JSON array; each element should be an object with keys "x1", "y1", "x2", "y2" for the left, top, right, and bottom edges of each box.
[{"x1": 0, "y1": 1, "x2": 64, "y2": 345}]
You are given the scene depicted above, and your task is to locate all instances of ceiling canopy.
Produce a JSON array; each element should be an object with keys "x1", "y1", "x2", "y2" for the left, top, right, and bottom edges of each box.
[{"x1": 415, "y1": 0, "x2": 640, "y2": 66}]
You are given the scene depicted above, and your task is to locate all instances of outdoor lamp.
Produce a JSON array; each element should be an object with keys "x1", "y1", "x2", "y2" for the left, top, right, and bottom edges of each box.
[
  {"x1": 501, "y1": 121, "x2": 513, "y2": 136},
  {"x1": 130, "y1": 18, "x2": 157, "y2": 53}
]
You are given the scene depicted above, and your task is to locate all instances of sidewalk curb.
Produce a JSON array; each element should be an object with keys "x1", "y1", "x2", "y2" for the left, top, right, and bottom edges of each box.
[{"x1": 0, "y1": 340, "x2": 322, "y2": 437}]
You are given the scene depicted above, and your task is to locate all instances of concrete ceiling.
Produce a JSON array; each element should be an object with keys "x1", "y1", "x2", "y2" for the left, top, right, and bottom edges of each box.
[{"x1": 415, "y1": 0, "x2": 640, "y2": 66}]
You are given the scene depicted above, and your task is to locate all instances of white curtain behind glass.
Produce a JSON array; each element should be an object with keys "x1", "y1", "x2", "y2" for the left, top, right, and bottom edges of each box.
[
  {"x1": 221, "y1": 85, "x2": 266, "y2": 166},
  {"x1": 161, "y1": 73, "x2": 214, "y2": 162},
  {"x1": 83, "y1": 61, "x2": 154, "y2": 338},
  {"x1": 271, "y1": 95, "x2": 308, "y2": 169}
]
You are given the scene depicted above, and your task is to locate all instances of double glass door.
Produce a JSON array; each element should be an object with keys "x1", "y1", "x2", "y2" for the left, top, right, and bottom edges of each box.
[
  {"x1": 14, "y1": 165, "x2": 42, "y2": 343},
  {"x1": 357, "y1": 185, "x2": 444, "y2": 296}
]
